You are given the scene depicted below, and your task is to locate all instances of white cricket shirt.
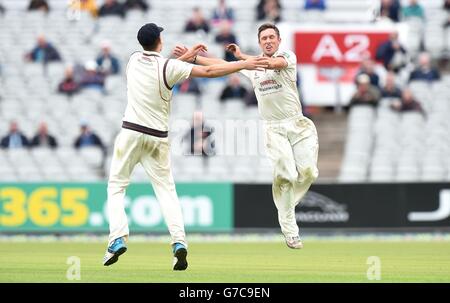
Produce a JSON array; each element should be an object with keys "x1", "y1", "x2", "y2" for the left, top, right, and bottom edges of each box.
[
  {"x1": 240, "y1": 49, "x2": 303, "y2": 121},
  {"x1": 124, "y1": 51, "x2": 194, "y2": 131}
]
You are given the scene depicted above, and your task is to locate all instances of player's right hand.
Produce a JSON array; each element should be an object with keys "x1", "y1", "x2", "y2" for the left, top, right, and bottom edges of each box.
[
  {"x1": 226, "y1": 43, "x2": 242, "y2": 59},
  {"x1": 243, "y1": 57, "x2": 269, "y2": 70}
]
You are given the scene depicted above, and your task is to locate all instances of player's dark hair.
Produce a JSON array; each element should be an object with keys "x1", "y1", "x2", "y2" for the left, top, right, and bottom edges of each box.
[
  {"x1": 257, "y1": 23, "x2": 280, "y2": 41},
  {"x1": 142, "y1": 37, "x2": 161, "y2": 51}
]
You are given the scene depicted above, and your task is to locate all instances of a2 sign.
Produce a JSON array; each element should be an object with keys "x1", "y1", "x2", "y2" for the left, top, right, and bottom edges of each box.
[{"x1": 294, "y1": 31, "x2": 391, "y2": 66}]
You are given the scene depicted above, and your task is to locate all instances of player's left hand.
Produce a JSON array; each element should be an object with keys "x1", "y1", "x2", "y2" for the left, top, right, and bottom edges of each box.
[
  {"x1": 172, "y1": 45, "x2": 188, "y2": 58},
  {"x1": 173, "y1": 44, "x2": 207, "y2": 62}
]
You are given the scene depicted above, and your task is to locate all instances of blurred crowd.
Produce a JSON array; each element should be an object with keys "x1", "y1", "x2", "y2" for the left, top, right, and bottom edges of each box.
[{"x1": 0, "y1": 0, "x2": 449, "y2": 159}]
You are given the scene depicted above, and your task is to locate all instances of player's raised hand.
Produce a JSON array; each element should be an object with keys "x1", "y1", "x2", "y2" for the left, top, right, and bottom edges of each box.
[
  {"x1": 176, "y1": 44, "x2": 208, "y2": 63},
  {"x1": 226, "y1": 43, "x2": 245, "y2": 60},
  {"x1": 243, "y1": 56, "x2": 269, "y2": 70},
  {"x1": 172, "y1": 45, "x2": 188, "y2": 58}
]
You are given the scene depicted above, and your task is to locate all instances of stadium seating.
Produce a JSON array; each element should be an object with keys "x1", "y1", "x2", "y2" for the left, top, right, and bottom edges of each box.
[{"x1": 0, "y1": 0, "x2": 449, "y2": 183}]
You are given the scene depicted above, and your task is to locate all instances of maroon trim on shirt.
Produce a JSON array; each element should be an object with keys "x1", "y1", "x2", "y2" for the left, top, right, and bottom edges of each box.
[{"x1": 162, "y1": 59, "x2": 173, "y2": 90}]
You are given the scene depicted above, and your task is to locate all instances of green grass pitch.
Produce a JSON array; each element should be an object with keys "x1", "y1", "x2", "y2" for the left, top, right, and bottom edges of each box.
[{"x1": 0, "y1": 240, "x2": 449, "y2": 282}]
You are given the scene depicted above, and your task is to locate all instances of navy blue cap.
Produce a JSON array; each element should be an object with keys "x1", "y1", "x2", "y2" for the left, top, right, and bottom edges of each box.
[{"x1": 137, "y1": 23, "x2": 164, "y2": 48}]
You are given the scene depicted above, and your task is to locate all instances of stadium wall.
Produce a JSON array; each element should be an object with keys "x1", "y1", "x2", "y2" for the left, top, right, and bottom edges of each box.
[{"x1": 1, "y1": 183, "x2": 449, "y2": 233}]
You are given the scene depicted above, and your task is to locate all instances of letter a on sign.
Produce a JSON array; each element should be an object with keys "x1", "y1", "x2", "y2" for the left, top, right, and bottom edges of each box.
[{"x1": 312, "y1": 35, "x2": 343, "y2": 63}]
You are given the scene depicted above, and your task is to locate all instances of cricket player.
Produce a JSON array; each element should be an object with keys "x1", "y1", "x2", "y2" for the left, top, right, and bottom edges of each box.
[
  {"x1": 103, "y1": 23, "x2": 269, "y2": 270},
  {"x1": 173, "y1": 23, "x2": 319, "y2": 249}
]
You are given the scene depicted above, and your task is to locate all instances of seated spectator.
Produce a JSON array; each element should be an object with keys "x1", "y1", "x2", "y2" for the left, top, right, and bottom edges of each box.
[
  {"x1": 184, "y1": 7, "x2": 210, "y2": 34},
  {"x1": 184, "y1": 111, "x2": 215, "y2": 157},
  {"x1": 391, "y1": 88, "x2": 424, "y2": 114},
  {"x1": 211, "y1": 0, "x2": 234, "y2": 26},
  {"x1": 381, "y1": 72, "x2": 402, "y2": 98},
  {"x1": 304, "y1": 0, "x2": 326, "y2": 11},
  {"x1": 58, "y1": 65, "x2": 80, "y2": 96},
  {"x1": 244, "y1": 90, "x2": 258, "y2": 107},
  {"x1": 25, "y1": 35, "x2": 61, "y2": 63},
  {"x1": 98, "y1": 0, "x2": 125, "y2": 18},
  {"x1": 380, "y1": 0, "x2": 401, "y2": 22},
  {"x1": 375, "y1": 31, "x2": 407, "y2": 72},
  {"x1": 215, "y1": 21, "x2": 238, "y2": 61},
  {"x1": 257, "y1": 0, "x2": 282, "y2": 22},
  {"x1": 402, "y1": 0, "x2": 425, "y2": 20},
  {"x1": 355, "y1": 58, "x2": 380, "y2": 88},
  {"x1": 176, "y1": 78, "x2": 202, "y2": 96},
  {"x1": 220, "y1": 74, "x2": 248, "y2": 102},
  {"x1": 69, "y1": 0, "x2": 98, "y2": 18},
  {"x1": 445, "y1": 0, "x2": 450, "y2": 28},
  {"x1": 30, "y1": 122, "x2": 58, "y2": 149},
  {"x1": 1, "y1": 121, "x2": 29, "y2": 149},
  {"x1": 79, "y1": 61, "x2": 106, "y2": 91},
  {"x1": 28, "y1": 0, "x2": 50, "y2": 13},
  {"x1": 409, "y1": 52, "x2": 441, "y2": 82},
  {"x1": 349, "y1": 74, "x2": 381, "y2": 108},
  {"x1": 124, "y1": 0, "x2": 149, "y2": 12},
  {"x1": 74, "y1": 122, "x2": 105, "y2": 150},
  {"x1": 96, "y1": 41, "x2": 120, "y2": 75}
]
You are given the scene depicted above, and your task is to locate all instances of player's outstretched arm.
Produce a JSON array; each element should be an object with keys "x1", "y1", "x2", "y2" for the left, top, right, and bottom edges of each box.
[
  {"x1": 173, "y1": 44, "x2": 227, "y2": 66},
  {"x1": 190, "y1": 57, "x2": 269, "y2": 78},
  {"x1": 226, "y1": 43, "x2": 288, "y2": 70}
]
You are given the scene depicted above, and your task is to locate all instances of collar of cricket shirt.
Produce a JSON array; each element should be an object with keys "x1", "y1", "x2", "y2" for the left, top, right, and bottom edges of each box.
[{"x1": 142, "y1": 50, "x2": 162, "y2": 57}]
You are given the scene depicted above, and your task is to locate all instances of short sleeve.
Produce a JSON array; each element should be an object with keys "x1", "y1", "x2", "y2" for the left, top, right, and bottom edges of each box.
[
  {"x1": 165, "y1": 59, "x2": 194, "y2": 88},
  {"x1": 276, "y1": 50, "x2": 297, "y2": 68},
  {"x1": 239, "y1": 69, "x2": 252, "y2": 79}
]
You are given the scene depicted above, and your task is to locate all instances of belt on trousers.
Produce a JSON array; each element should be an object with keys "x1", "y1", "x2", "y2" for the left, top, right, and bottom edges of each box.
[{"x1": 122, "y1": 121, "x2": 168, "y2": 138}]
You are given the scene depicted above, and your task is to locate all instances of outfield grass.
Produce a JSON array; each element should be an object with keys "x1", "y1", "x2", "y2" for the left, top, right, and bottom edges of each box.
[{"x1": 0, "y1": 241, "x2": 449, "y2": 282}]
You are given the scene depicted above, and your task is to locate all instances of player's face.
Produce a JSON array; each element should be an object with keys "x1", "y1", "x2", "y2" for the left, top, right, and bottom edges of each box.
[{"x1": 258, "y1": 29, "x2": 281, "y2": 57}]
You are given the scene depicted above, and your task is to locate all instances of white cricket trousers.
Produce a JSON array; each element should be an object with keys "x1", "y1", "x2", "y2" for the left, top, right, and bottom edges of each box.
[
  {"x1": 107, "y1": 128, "x2": 187, "y2": 247},
  {"x1": 263, "y1": 115, "x2": 319, "y2": 238}
]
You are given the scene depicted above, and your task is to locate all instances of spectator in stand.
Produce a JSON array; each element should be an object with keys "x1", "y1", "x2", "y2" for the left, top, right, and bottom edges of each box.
[
  {"x1": 184, "y1": 7, "x2": 210, "y2": 34},
  {"x1": 379, "y1": 0, "x2": 401, "y2": 22},
  {"x1": 175, "y1": 78, "x2": 202, "y2": 96},
  {"x1": 96, "y1": 41, "x2": 120, "y2": 75},
  {"x1": 28, "y1": 0, "x2": 50, "y2": 13},
  {"x1": 381, "y1": 72, "x2": 402, "y2": 98},
  {"x1": 409, "y1": 52, "x2": 441, "y2": 82},
  {"x1": 244, "y1": 90, "x2": 258, "y2": 107},
  {"x1": 74, "y1": 122, "x2": 105, "y2": 151},
  {"x1": 69, "y1": 0, "x2": 98, "y2": 18},
  {"x1": 184, "y1": 111, "x2": 215, "y2": 157},
  {"x1": 349, "y1": 74, "x2": 381, "y2": 108},
  {"x1": 391, "y1": 88, "x2": 424, "y2": 114},
  {"x1": 444, "y1": 0, "x2": 450, "y2": 28},
  {"x1": 79, "y1": 60, "x2": 106, "y2": 91},
  {"x1": 220, "y1": 74, "x2": 248, "y2": 102},
  {"x1": 98, "y1": 0, "x2": 125, "y2": 18},
  {"x1": 30, "y1": 122, "x2": 58, "y2": 149},
  {"x1": 124, "y1": 0, "x2": 149, "y2": 12},
  {"x1": 211, "y1": 0, "x2": 234, "y2": 26},
  {"x1": 256, "y1": 0, "x2": 282, "y2": 22},
  {"x1": 58, "y1": 65, "x2": 80, "y2": 96},
  {"x1": 402, "y1": 0, "x2": 425, "y2": 21},
  {"x1": 25, "y1": 35, "x2": 61, "y2": 63},
  {"x1": 1, "y1": 121, "x2": 29, "y2": 149},
  {"x1": 215, "y1": 21, "x2": 238, "y2": 62},
  {"x1": 375, "y1": 31, "x2": 407, "y2": 72},
  {"x1": 304, "y1": 0, "x2": 326, "y2": 11},
  {"x1": 257, "y1": 0, "x2": 281, "y2": 23},
  {"x1": 355, "y1": 58, "x2": 380, "y2": 88},
  {"x1": 0, "y1": 2, "x2": 5, "y2": 15}
]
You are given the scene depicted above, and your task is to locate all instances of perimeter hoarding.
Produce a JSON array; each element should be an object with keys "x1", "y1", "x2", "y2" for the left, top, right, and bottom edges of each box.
[
  {"x1": 234, "y1": 183, "x2": 450, "y2": 229},
  {"x1": 0, "y1": 183, "x2": 233, "y2": 232}
]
